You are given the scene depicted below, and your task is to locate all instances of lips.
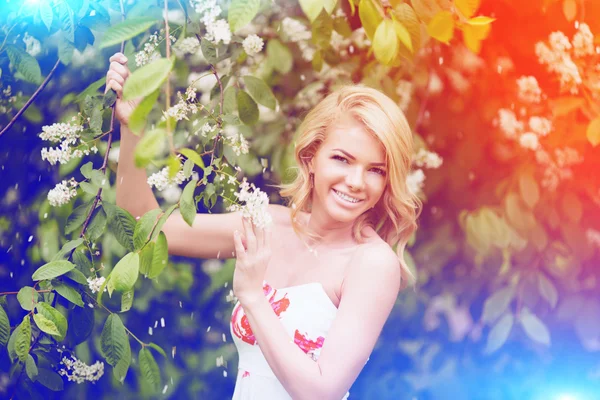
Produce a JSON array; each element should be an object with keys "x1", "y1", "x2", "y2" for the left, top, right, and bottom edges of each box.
[{"x1": 332, "y1": 189, "x2": 364, "y2": 205}]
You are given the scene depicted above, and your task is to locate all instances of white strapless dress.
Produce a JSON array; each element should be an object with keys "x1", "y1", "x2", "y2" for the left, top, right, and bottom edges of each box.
[{"x1": 230, "y1": 280, "x2": 351, "y2": 399}]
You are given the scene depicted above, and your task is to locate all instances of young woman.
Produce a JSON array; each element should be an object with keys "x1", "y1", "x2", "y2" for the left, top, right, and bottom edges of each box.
[{"x1": 106, "y1": 52, "x2": 421, "y2": 399}]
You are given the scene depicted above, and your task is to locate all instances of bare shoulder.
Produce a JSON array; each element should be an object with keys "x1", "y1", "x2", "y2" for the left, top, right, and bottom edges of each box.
[
  {"x1": 267, "y1": 204, "x2": 292, "y2": 227},
  {"x1": 343, "y1": 238, "x2": 401, "y2": 293}
]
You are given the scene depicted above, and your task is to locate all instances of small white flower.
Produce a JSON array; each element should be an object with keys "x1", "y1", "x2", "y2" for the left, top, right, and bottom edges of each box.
[
  {"x1": 406, "y1": 169, "x2": 425, "y2": 195},
  {"x1": 413, "y1": 149, "x2": 443, "y2": 169},
  {"x1": 87, "y1": 276, "x2": 106, "y2": 294},
  {"x1": 242, "y1": 34, "x2": 264, "y2": 55},
  {"x1": 226, "y1": 178, "x2": 272, "y2": 228},
  {"x1": 23, "y1": 33, "x2": 41, "y2": 57},
  {"x1": 519, "y1": 132, "x2": 540, "y2": 150},
  {"x1": 516, "y1": 76, "x2": 542, "y2": 103},
  {"x1": 58, "y1": 355, "x2": 104, "y2": 384},
  {"x1": 48, "y1": 180, "x2": 78, "y2": 207},
  {"x1": 206, "y1": 19, "x2": 231, "y2": 45},
  {"x1": 497, "y1": 109, "x2": 523, "y2": 139},
  {"x1": 147, "y1": 166, "x2": 188, "y2": 191},
  {"x1": 528, "y1": 116, "x2": 552, "y2": 136}
]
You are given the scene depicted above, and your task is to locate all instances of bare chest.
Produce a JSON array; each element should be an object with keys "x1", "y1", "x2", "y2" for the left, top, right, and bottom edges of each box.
[{"x1": 265, "y1": 244, "x2": 355, "y2": 309}]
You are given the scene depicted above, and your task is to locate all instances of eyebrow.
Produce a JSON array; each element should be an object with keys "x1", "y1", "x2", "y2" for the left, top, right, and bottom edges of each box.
[{"x1": 332, "y1": 148, "x2": 386, "y2": 167}]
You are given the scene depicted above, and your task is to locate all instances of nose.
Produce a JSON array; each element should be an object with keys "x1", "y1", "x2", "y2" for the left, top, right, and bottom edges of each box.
[{"x1": 346, "y1": 167, "x2": 365, "y2": 192}]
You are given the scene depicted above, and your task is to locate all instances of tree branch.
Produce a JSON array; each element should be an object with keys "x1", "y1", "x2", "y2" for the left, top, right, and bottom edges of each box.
[{"x1": 0, "y1": 58, "x2": 61, "y2": 138}]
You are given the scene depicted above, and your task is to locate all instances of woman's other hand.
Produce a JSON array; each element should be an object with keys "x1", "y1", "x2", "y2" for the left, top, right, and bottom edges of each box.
[
  {"x1": 232, "y1": 217, "x2": 272, "y2": 305},
  {"x1": 105, "y1": 52, "x2": 140, "y2": 127}
]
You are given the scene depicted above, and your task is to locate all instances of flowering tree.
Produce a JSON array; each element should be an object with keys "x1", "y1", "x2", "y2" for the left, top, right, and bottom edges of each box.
[{"x1": 1, "y1": 0, "x2": 599, "y2": 398}]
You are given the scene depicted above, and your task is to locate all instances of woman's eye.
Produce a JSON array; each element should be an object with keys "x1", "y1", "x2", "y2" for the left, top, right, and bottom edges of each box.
[
  {"x1": 333, "y1": 155, "x2": 348, "y2": 163},
  {"x1": 371, "y1": 168, "x2": 386, "y2": 176}
]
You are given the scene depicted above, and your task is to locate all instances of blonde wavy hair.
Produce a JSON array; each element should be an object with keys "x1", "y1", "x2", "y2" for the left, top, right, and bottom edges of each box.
[{"x1": 279, "y1": 84, "x2": 422, "y2": 289}]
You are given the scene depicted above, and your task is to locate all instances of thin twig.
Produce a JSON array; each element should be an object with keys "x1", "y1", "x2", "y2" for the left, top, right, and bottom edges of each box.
[
  {"x1": 0, "y1": 289, "x2": 51, "y2": 296},
  {"x1": 164, "y1": 0, "x2": 175, "y2": 154},
  {"x1": 0, "y1": 58, "x2": 61, "y2": 138}
]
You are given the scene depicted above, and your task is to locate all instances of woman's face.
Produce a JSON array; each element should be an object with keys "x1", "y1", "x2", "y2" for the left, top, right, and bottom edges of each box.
[{"x1": 309, "y1": 115, "x2": 388, "y2": 225}]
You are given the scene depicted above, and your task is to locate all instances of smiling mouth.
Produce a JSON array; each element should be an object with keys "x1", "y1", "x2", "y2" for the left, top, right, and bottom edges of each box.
[{"x1": 332, "y1": 189, "x2": 364, "y2": 204}]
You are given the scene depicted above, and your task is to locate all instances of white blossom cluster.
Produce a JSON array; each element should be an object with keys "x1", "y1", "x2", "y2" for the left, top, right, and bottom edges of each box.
[
  {"x1": 242, "y1": 34, "x2": 264, "y2": 56},
  {"x1": 87, "y1": 276, "x2": 106, "y2": 293},
  {"x1": 58, "y1": 355, "x2": 104, "y2": 384},
  {"x1": 47, "y1": 179, "x2": 78, "y2": 207},
  {"x1": 0, "y1": 85, "x2": 19, "y2": 114},
  {"x1": 164, "y1": 88, "x2": 201, "y2": 121},
  {"x1": 586, "y1": 229, "x2": 600, "y2": 248},
  {"x1": 395, "y1": 80, "x2": 413, "y2": 112},
  {"x1": 280, "y1": 17, "x2": 314, "y2": 61},
  {"x1": 176, "y1": 36, "x2": 201, "y2": 55},
  {"x1": 534, "y1": 23, "x2": 598, "y2": 94},
  {"x1": 222, "y1": 126, "x2": 249, "y2": 156},
  {"x1": 191, "y1": 0, "x2": 231, "y2": 45},
  {"x1": 406, "y1": 169, "x2": 426, "y2": 195},
  {"x1": 23, "y1": 32, "x2": 41, "y2": 57},
  {"x1": 197, "y1": 122, "x2": 216, "y2": 138},
  {"x1": 227, "y1": 178, "x2": 272, "y2": 228},
  {"x1": 496, "y1": 107, "x2": 553, "y2": 151},
  {"x1": 516, "y1": 76, "x2": 542, "y2": 103},
  {"x1": 147, "y1": 166, "x2": 187, "y2": 191},
  {"x1": 534, "y1": 147, "x2": 583, "y2": 190},
  {"x1": 413, "y1": 149, "x2": 443, "y2": 169},
  {"x1": 39, "y1": 121, "x2": 98, "y2": 165},
  {"x1": 135, "y1": 31, "x2": 176, "y2": 67}
]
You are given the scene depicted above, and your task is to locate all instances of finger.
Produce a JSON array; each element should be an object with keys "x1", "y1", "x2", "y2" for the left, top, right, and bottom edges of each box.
[
  {"x1": 254, "y1": 221, "x2": 264, "y2": 249},
  {"x1": 107, "y1": 80, "x2": 124, "y2": 98},
  {"x1": 233, "y1": 230, "x2": 246, "y2": 260},
  {"x1": 110, "y1": 61, "x2": 129, "y2": 79},
  {"x1": 109, "y1": 52, "x2": 128, "y2": 64},
  {"x1": 242, "y1": 217, "x2": 257, "y2": 254},
  {"x1": 107, "y1": 70, "x2": 125, "y2": 87},
  {"x1": 264, "y1": 225, "x2": 272, "y2": 251}
]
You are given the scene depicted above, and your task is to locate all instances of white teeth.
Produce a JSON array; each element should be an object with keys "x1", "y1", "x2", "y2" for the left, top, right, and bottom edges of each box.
[{"x1": 333, "y1": 190, "x2": 361, "y2": 203}]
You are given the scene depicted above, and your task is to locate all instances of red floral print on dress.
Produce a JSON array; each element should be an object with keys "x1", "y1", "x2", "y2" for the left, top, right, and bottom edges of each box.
[
  {"x1": 242, "y1": 370, "x2": 250, "y2": 378},
  {"x1": 294, "y1": 330, "x2": 325, "y2": 357},
  {"x1": 231, "y1": 282, "x2": 291, "y2": 345}
]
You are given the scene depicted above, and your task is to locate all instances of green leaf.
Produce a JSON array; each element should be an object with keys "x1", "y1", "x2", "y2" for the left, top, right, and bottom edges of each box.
[
  {"x1": 266, "y1": 39, "x2": 293, "y2": 74},
  {"x1": 90, "y1": 170, "x2": 110, "y2": 189},
  {"x1": 311, "y1": 9, "x2": 333, "y2": 48},
  {"x1": 26, "y1": 354, "x2": 38, "y2": 382},
  {"x1": 58, "y1": 3, "x2": 75, "y2": 42},
  {"x1": 6, "y1": 45, "x2": 42, "y2": 84},
  {"x1": 427, "y1": 10, "x2": 454, "y2": 44},
  {"x1": 237, "y1": 90, "x2": 259, "y2": 125},
  {"x1": 147, "y1": 342, "x2": 167, "y2": 358},
  {"x1": 133, "y1": 209, "x2": 163, "y2": 250},
  {"x1": 113, "y1": 345, "x2": 131, "y2": 382},
  {"x1": 587, "y1": 117, "x2": 600, "y2": 147},
  {"x1": 66, "y1": 305, "x2": 94, "y2": 346},
  {"x1": 76, "y1": 77, "x2": 106, "y2": 102},
  {"x1": 180, "y1": 179, "x2": 198, "y2": 227},
  {"x1": 139, "y1": 241, "x2": 155, "y2": 276},
  {"x1": 101, "y1": 314, "x2": 130, "y2": 366},
  {"x1": 139, "y1": 347, "x2": 161, "y2": 392},
  {"x1": 484, "y1": 313, "x2": 513, "y2": 354},
  {"x1": 150, "y1": 204, "x2": 177, "y2": 241},
  {"x1": 99, "y1": 16, "x2": 157, "y2": 48},
  {"x1": 183, "y1": 158, "x2": 194, "y2": 178},
  {"x1": 482, "y1": 286, "x2": 515, "y2": 324},
  {"x1": 121, "y1": 289, "x2": 134, "y2": 312},
  {"x1": 33, "y1": 313, "x2": 61, "y2": 336},
  {"x1": 104, "y1": 203, "x2": 136, "y2": 252},
  {"x1": 392, "y1": 19, "x2": 413, "y2": 52},
  {"x1": 103, "y1": 88, "x2": 117, "y2": 108},
  {"x1": 36, "y1": 367, "x2": 64, "y2": 391},
  {"x1": 149, "y1": 231, "x2": 168, "y2": 279},
  {"x1": 223, "y1": 86, "x2": 238, "y2": 114},
  {"x1": 58, "y1": 34, "x2": 75, "y2": 65},
  {"x1": 53, "y1": 282, "x2": 84, "y2": 307},
  {"x1": 455, "y1": 0, "x2": 480, "y2": 18},
  {"x1": 178, "y1": 148, "x2": 206, "y2": 169},
  {"x1": 80, "y1": 161, "x2": 93, "y2": 179},
  {"x1": 134, "y1": 128, "x2": 166, "y2": 168},
  {"x1": 108, "y1": 252, "x2": 140, "y2": 293},
  {"x1": 32, "y1": 260, "x2": 75, "y2": 281},
  {"x1": 243, "y1": 75, "x2": 277, "y2": 110},
  {"x1": 299, "y1": 0, "x2": 337, "y2": 21},
  {"x1": 17, "y1": 286, "x2": 39, "y2": 311},
  {"x1": 549, "y1": 96, "x2": 585, "y2": 117},
  {"x1": 87, "y1": 207, "x2": 107, "y2": 242},
  {"x1": 200, "y1": 37, "x2": 218, "y2": 64},
  {"x1": 52, "y1": 238, "x2": 84, "y2": 261},
  {"x1": 358, "y1": 0, "x2": 383, "y2": 41},
  {"x1": 129, "y1": 89, "x2": 160, "y2": 135},
  {"x1": 519, "y1": 172, "x2": 540, "y2": 209},
  {"x1": 35, "y1": 303, "x2": 68, "y2": 341},
  {"x1": 373, "y1": 19, "x2": 399, "y2": 65},
  {"x1": 0, "y1": 305, "x2": 9, "y2": 347},
  {"x1": 537, "y1": 272, "x2": 558, "y2": 309},
  {"x1": 123, "y1": 57, "x2": 174, "y2": 101},
  {"x1": 228, "y1": 0, "x2": 261, "y2": 32},
  {"x1": 65, "y1": 200, "x2": 95, "y2": 234},
  {"x1": 15, "y1": 315, "x2": 31, "y2": 361},
  {"x1": 66, "y1": 268, "x2": 89, "y2": 285},
  {"x1": 39, "y1": 2, "x2": 54, "y2": 31},
  {"x1": 519, "y1": 307, "x2": 551, "y2": 345}
]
